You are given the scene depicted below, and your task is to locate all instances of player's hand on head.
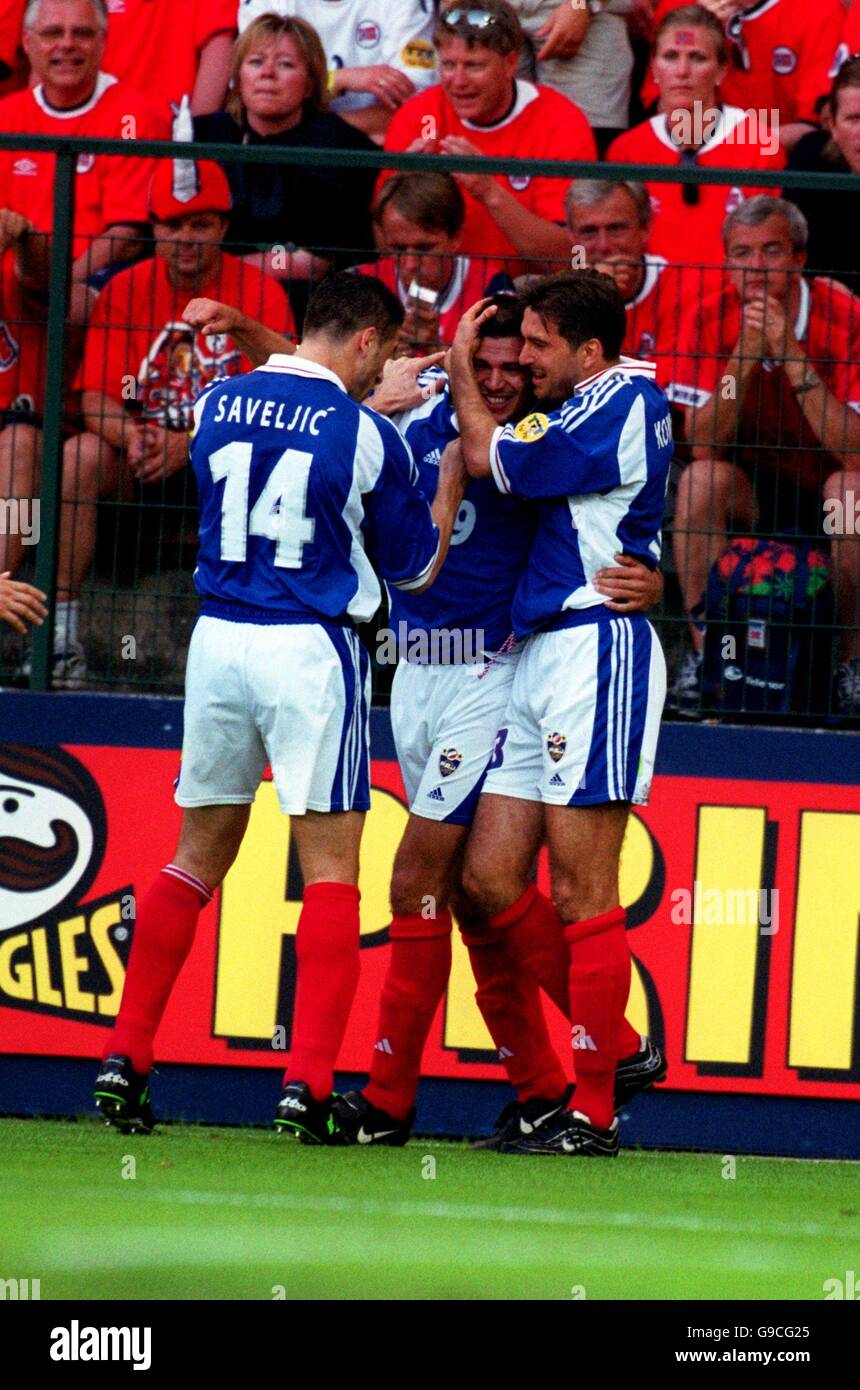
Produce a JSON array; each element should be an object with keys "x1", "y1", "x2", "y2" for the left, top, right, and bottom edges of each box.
[
  {"x1": 450, "y1": 298, "x2": 498, "y2": 364},
  {"x1": 183, "y1": 297, "x2": 236, "y2": 337},
  {"x1": 594, "y1": 554, "x2": 664, "y2": 611},
  {"x1": 0, "y1": 572, "x2": 48, "y2": 633}
]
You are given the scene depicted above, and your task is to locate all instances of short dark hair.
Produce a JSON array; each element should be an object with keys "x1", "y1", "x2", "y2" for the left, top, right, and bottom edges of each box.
[
  {"x1": 476, "y1": 292, "x2": 525, "y2": 343},
  {"x1": 435, "y1": 1, "x2": 523, "y2": 57},
  {"x1": 303, "y1": 272, "x2": 405, "y2": 342},
  {"x1": 374, "y1": 171, "x2": 466, "y2": 239},
  {"x1": 522, "y1": 271, "x2": 626, "y2": 359}
]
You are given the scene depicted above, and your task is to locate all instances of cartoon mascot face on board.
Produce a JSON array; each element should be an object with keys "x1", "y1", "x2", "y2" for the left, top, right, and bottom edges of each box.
[{"x1": 0, "y1": 745, "x2": 106, "y2": 933}]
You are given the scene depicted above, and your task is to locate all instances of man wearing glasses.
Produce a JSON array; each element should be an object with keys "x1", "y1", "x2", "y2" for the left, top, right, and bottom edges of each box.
[
  {"x1": 0, "y1": 0, "x2": 169, "y2": 285},
  {"x1": 667, "y1": 197, "x2": 860, "y2": 717},
  {"x1": 383, "y1": 0, "x2": 595, "y2": 275}
]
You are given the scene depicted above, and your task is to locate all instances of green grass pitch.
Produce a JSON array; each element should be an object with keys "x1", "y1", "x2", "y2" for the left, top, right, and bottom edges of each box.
[{"x1": 1, "y1": 1118, "x2": 856, "y2": 1300}]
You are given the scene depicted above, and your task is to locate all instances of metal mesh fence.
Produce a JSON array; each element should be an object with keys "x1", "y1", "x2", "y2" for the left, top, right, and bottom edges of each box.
[{"x1": 0, "y1": 135, "x2": 858, "y2": 722}]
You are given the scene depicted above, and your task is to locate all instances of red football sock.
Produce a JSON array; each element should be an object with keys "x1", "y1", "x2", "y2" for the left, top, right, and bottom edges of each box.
[
  {"x1": 462, "y1": 926, "x2": 568, "y2": 1103},
  {"x1": 488, "y1": 886, "x2": 643, "y2": 1059},
  {"x1": 287, "y1": 882, "x2": 362, "y2": 1102},
  {"x1": 363, "y1": 912, "x2": 453, "y2": 1121},
  {"x1": 564, "y1": 906, "x2": 630, "y2": 1131},
  {"x1": 107, "y1": 865, "x2": 212, "y2": 1074}
]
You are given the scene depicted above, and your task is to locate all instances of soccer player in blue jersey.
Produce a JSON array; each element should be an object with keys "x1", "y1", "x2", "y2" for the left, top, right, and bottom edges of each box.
[
  {"x1": 448, "y1": 271, "x2": 673, "y2": 1157},
  {"x1": 93, "y1": 273, "x2": 466, "y2": 1141},
  {"x1": 332, "y1": 295, "x2": 667, "y2": 1148}
]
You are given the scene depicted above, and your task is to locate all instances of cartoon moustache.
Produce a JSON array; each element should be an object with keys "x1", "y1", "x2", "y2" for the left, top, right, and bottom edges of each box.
[{"x1": 0, "y1": 820, "x2": 79, "y2": 893}]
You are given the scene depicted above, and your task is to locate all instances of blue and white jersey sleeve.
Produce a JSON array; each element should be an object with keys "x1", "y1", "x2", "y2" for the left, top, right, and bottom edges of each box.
[
  {"x1": 490, "y1": 385, "x2": 651, "y2": 500},
  {"x1": 358, "y1": 409, "x2": 440, "y2": 592}
]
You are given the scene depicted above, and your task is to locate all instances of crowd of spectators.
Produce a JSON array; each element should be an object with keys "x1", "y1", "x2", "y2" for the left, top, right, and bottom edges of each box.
[{"x1": 0, "y1": 0, "x2": 859, "y2": 715}]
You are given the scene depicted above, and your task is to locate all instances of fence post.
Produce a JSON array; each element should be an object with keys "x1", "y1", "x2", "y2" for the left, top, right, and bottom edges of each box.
[{"x1": 29, "y1": 149, "x2": 76, "y2": 691}]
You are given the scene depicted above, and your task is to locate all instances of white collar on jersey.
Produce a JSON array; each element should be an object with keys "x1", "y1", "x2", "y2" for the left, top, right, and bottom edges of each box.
[
  {"x1": 575, "y1": 355, "x2": 658, "y2": 392},
  {"x1": 728, "y1": 0, "x2": 782, "y2": 30},
  {"x1": 627, "y1": 253, "x2": 668, "y2": 310},
  {"x1": 460, "y1": 80, "x2": 539, "y2": 133},
  {"x1": 257, "y1": 353, "x2": 347, "y2": 394},
  {"x1": 32, "y1": 70, "x2": 118, "y2": 119},
  {"x1": 396, "y1": 256, "x2": 471, "y2": 314},
  {"x1": 650, "y1": 104, "x2": 749, "y2": 156}
]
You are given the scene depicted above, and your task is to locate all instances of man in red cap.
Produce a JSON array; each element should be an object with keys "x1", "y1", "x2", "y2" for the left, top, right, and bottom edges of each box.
[{"x1": 34, "y1": 158, "x2": 293, "y2": 688}]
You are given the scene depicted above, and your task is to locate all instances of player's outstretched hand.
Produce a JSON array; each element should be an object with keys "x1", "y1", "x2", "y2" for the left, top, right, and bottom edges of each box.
[
  {"x1": 0, "y1": 572, "x2": 48, "y2": 633},
  {"x1": 368, "y1": 351, "x2": 447, "y2": 415},
  {"x1": 182, "y1": 297, "x2": 238, "y2": 337},
  {"x1": 594, "y1": 554, "x2": 663, "y2": 612}
]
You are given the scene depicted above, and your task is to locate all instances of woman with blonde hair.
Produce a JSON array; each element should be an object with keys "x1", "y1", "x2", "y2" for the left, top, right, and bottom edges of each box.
[{"x1": 195, "y1": 15, "x2": 377, "y2": 285}]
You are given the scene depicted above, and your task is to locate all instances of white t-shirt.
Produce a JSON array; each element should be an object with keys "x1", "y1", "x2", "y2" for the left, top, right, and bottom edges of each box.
[{"x1": 236, "y1": 0, "x2": 437, "y2": 111}]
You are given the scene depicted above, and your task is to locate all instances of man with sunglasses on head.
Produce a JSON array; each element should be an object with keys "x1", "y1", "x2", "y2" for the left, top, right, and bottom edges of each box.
[{"x1": 383, "y1": 0, "x2": 595, "y2": 275}]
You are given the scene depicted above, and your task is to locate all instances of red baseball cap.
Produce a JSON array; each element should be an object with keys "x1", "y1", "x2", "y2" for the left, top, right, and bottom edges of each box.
[{"x1": 149, "y1": 159, "x2": 232, "y2": 222}]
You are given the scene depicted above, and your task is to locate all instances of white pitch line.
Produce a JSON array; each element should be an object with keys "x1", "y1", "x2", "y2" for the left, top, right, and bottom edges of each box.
[{"x1": 20, "y1": 1184, "x2": 849, "y2": 1243}]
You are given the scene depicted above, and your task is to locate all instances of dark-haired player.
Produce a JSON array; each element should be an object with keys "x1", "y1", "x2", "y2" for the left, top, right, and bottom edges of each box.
[
  {"x1": 449, "y1": 272, "x2": 673, "y2": 1157},
  {"x1": 94, "y1": 272, "x2": 464, "y2": 1140},
  {"x1": 333, "y1": 294, "x2": 666, "y2": 1148}
]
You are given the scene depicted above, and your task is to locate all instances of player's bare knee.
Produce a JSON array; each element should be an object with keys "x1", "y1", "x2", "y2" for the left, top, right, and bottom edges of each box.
[{"x1": 389, "y1": 859, "x2": 447, "y2": 917}]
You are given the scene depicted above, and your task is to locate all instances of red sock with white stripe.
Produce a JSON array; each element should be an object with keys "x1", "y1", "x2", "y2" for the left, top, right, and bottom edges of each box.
[
  {"x1": 564, "y1": 906, "x2": 630, "y2": 1130},
  {"x1": 286, "y1": 882, "x2": 362, "y2": 1102},
  {"x1": 485, "y1": 884, "x2": 642, "y2": 1059},
  {"x1": 461, "y1": 926, "x2": 568, "y2": 1103},
  {"x1": 363, "y1": 912, "x2": 453, "y2": 1121},
  {"x1": 106, "y1": 865, "x2": 212, "y2": 1074}
]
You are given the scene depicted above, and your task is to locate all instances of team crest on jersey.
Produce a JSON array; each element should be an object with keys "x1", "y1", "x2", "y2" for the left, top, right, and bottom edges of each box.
[
  {"x1": 637, "y1": 331, "x2": 656, "y2": 356},
  {"x1": 771, "y1": 45, "x2": 797, "y2": 75},
  {"x1": 439, "y1": 748, "x2": 462, "y2": 778},
  {"x1": 137, "y1": 321, "x2": 241, "y2": 430},
  {"x1": 76, "y1": 153, "x2": 96, "y2": 175},
  {"x1": 0, "y1": 322, "x2": 19, "y2": 371},
  {"x1": 355, "y1": 19, "x2": 382, "y2": 48},
  {"x1": 508, "y1": 175, "x2": 531, "y2": 191},
  {"x1": 402, "y1": 38, "x2": 435, "y2": 69},
  {"x1": 514, "y1": 412, "x2": 550, "y2": 442},
  {"x1": 547, "y1": 732, "x2": 567, "y2": 763}
]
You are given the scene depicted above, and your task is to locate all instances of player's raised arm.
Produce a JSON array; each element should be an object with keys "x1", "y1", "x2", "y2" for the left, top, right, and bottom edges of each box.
[
  {"x1": 447, "y1": 299, "x2": 501, "y2": 478},
  {"x1": 182, "y1": 298, "x2": 295, "y2": 368}
]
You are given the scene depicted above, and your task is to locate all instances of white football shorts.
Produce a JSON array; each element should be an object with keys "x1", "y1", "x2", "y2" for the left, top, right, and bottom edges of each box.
[
  {"x1": 482, "y1": 615, "x2": 666, "y2": 806},
  {"x1": 390, "y1": 653, "x2": 519, "y2": 825},
  {"x1": 175, "y1": 616, "x2": 370, "y2": 815}
]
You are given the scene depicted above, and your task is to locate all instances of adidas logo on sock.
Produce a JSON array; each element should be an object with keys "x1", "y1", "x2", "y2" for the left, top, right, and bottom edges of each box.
[
  {"x1": 498, "y1": 1046, "x2": 514, "y2": 1060},
  {"x1": 572, "y1": 1029, "x2": 598, "y2": 1051},
  {"x1": 428, "y1": 787, "x2": 445, "y2": 802},
  {"x1": 374, "y1": 1038, "x2": 393, "y2": 1055},
  {"x1": 549, "y1": 773, "x2": 565, "y2": 786}
]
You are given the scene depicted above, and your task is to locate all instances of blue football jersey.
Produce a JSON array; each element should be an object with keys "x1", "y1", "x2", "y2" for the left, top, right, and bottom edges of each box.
[
  {"x1": 490, "y1": 359, "x2": 673, "y2": 638},
  {"x1": 391, "y1": 384, "x2": 536, "y2": 655},
  {"x1": 189, "y1": 355, "x2": 439, "y2": 624}
]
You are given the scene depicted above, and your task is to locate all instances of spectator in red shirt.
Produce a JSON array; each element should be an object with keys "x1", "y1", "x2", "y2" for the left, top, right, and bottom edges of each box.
[
  {"x1": 0, "y1": 0, "x2": 170, "y2": 283},
  {"x1": 383, "y1": 0, "x2": 596, "y2": 274},
  {"x1": 45, "y1": 160, "x2": 293, "y2": 689},
  {"x1": 828, "y1": 1, "x2": 860, "y2": 89},
  {"x1": 609, "y1": 5, "x2": 784, "y2": 270},
  {"x1": 786, "y1": 58, "x2": 860, "y2": 294},
  {"x1": 565, "y1": 176, "x2": 722, "y2": 383},
  {"x1": 101, "y1": 0, "x2": 237, "y2": 124},
  {"x1": 643, "y1": 0, "x2": 845, "y2": 150},
  {"x1": 357, "y1": 171, "x2": 513, "y2": 354},
  {"x1": 667, "y1": 197, "x2": 860, "y2": 715}
]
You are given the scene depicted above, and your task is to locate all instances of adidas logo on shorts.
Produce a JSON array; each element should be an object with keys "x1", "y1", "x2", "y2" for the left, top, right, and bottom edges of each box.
[
  {"x1": 549, "y1": 773, "x2": 565, "y2": 787},
  {"x1": 428, "y1": 787, "x2": 445, "y2": 802}
]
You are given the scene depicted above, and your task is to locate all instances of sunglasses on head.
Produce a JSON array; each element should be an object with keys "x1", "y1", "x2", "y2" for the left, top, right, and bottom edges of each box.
[{"x1": 441, "y1": 7, "x2": 500, "y2": 30}]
